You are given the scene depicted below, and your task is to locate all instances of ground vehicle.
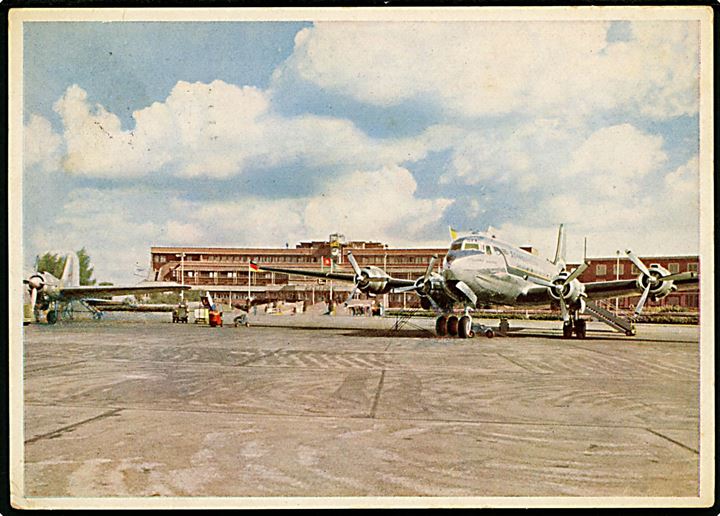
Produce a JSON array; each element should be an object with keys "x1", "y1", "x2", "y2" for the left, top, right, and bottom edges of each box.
[
  {"x1": 201, "y1": 292, "x2": 222, "y2": 327},
  {"x1": 172, "y1": 303, "x2": 189, "y2": 323}
]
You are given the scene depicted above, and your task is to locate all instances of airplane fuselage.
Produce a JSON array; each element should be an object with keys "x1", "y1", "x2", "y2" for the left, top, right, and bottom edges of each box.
[{"x1": 442, "y1": 234, "x2": 558, "y2": 307}]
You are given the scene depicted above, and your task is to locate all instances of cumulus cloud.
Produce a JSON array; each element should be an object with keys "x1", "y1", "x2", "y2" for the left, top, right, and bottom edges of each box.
[
  {"x1": 27, "y1": 164, "x2": 453, "y2": 282},
  {"x1": 30, "y1": 188, "x2": 161, "y2": 282},
  {"x1": 438, "y1": 117, "x2": 580, "y2": 187},
  {"x1": 278, "y1": 21, "x2": 699, "y2": 120},
  {"x1": 23, "y1": 114, "x2": 63, "y2": 171},
  {"x1": 20, "y1": 20, "x2": 703, "y2": 284},
  {"x1": 563, "y1": 123, "x2": 667, "y2": 195},
  {"x1": 494, "y1": 153, "x2": 700, "y2": 261},
  {"x1": 49, "y1": 80, "x2": 433, "y2": 179},
  {"x1": 303, "y1": 165, "x2": 453, "y2": 244}
]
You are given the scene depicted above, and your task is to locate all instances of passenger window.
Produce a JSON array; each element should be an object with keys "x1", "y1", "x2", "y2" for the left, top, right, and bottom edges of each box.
[
  {"x1": 463, "y1": 242, "x2": 480, "y2": 251},
  {"x1": 485, "y1": 246, "x2": 493, "y2": 254}
]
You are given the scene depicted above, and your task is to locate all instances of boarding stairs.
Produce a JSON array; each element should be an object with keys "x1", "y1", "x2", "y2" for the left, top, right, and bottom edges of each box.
[{"x1": 584, "y1": 300, "x2": 635, "y2": 336}]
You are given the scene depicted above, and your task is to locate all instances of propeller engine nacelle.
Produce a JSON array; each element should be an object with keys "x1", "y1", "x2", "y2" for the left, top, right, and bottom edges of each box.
[
  {"x1": 27, "y1": 274, "x2": 45, "y2": 292},
  {"x1": 635, "y1": 263, "x2": 674, "y2": 301},
  {"x1": 355, "y1": 266, "x2": 390, "y2": 295},
  {"x1": 547, "y1": 272, "x2": 584, "y2": 305}
]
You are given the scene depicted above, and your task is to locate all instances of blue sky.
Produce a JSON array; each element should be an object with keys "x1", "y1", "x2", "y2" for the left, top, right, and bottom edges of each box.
[{"x1": 20, "y1": 16, "x2": 705, "y2": 283}]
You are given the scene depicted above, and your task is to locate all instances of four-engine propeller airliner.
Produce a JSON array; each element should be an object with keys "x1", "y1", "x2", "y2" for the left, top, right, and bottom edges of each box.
[
  {"x1": 251, "y1": 225, "x2": 699, "y2": 339},
  {"x1": 23, "y1": 253, "x2": 190, "y2": 324}
]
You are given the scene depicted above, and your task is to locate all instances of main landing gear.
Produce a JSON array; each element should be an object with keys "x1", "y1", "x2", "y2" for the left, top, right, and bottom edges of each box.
[
  {"x1": 562, "y1": 315, "x2": 587, "y2": 339},
  {"x1": 435, "y1": 314, "x2": 495, "y2": 339}
]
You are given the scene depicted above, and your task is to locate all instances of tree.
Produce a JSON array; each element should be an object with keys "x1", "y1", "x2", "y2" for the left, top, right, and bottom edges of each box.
[
  {"x1": 35, "y1": 248, "x2": 97, "y2": 285},
  {"x1": 142, "y1": 290, "x2": 201, "y2": 304},
  {"x1": 76, "y1": 248, "x2": 96, "y2": 286},
  {"x1": 35, "y1": 253, "x2": 65, "y2": 278}
]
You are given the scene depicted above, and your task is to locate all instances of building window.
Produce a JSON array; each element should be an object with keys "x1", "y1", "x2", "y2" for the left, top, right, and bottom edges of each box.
[
  {"x1": 631, "y1": 264, "x2": 639, "y2": 275},
  {"x1": 612, "y1": 263, "x2": 624, "y2": 275},
  {"x1": 668, "y1": 263, "x2": 680, "y2": 274},
  {"x1": 187, "y1": 271, "x2": 194, "y2": 278},
  {"x1": 688, "y1": 263, "x2": 698, "y2": 272},
  {"x1": 596, "y1": 264, "x2": 607, "y2": 276}
]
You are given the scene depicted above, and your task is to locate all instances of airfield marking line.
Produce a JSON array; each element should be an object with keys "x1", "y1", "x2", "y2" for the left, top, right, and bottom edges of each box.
[
  {"x1": 24, "y1": 360, "x2": 88, "y2": 374},
  {"x1": 645, "y1": 428, "x2": 699, "y2": 455},
  {"x1": 369, "y1": 369, "x2": 386, "y2": 418},
  {"x1": 495, "y1": 352, "x2": 535, "y2": 372},
  {"x1": 24, "y1": 403, "x2": 696, "y2": 433},
  {"x1": 24, "y1": 408, "x2": 123, "y2": 444},
  {"x1": 234, "y1": 348, "x2": 285, "y2": 367}
]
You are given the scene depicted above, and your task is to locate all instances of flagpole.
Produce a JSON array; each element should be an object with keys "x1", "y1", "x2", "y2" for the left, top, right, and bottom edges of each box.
[{"x1": 329, "y1": 259, "x2": 333, "y2": 309}]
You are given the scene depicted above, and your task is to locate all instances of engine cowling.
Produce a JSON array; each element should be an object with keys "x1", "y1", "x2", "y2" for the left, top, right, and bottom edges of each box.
[
  {"x1": 547, "y1": 272, "x2": 584, "y2": 305},
  {"x1": 356, "y1": 266, "x2": 390, "y2": 295},
  {"x1": 636, "y1": 264, "x2": 674, "y2": 301},
  {"x1": 27, "y1": 274, "x2": 45, "y2": 292}
]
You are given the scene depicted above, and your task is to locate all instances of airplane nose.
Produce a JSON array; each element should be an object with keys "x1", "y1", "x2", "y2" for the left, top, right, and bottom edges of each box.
[{"x1": 28, "y1": 275, "x2": 44, "y2": 290}]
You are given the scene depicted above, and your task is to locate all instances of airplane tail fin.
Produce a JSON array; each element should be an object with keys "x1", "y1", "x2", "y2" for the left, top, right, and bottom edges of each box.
[
  {"x1": 61, "y1": 253, "x2": 81, "y2": 287},
  {"x1": 552, "y1": 224, "x2": 566, "y2": 270}
]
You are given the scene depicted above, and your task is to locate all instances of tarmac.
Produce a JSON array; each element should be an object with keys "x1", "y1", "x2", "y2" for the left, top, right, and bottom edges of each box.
[{"x1": 17, "y1": 312, "x2": 703, "y2": 506}]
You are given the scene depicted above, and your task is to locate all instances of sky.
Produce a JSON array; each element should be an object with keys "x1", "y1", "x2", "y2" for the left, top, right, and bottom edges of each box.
[{"x1": 20, "y1": 16, "x2": 704, "y2": 284}]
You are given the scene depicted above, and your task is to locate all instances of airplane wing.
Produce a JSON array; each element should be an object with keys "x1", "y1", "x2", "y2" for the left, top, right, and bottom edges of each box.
[
  {"x1": 251, "y1": 262, "x2": 417, "y2": 290},
  {"x1": 516, "y1": 272, "x2": 699, "y2": 305},
  {"x1": 582, "y1": 272, "x2": 699, "y2": 301},
  {"x1": 58, "y1": 282, "x2": 191, "y2": 300}
]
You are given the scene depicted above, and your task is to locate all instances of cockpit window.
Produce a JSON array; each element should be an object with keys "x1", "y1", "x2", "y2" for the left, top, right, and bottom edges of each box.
[
  {"x1": 462, "y1": 241, "x2": 485, "y2": 252},
  {"x1": 485, "y1": 245, "x2": 493, "y2": 255}
]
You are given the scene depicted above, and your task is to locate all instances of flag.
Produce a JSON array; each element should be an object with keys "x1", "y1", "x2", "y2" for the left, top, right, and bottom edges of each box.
[
  {"x1": 249, "y1": 261, "x2": 259, "y2": 271},
  {"x1": 449, "y1": 226, "x2": 458, "y2": 241},
  {"x1": 322, "y1": 257, "x2": 331, "y2": 266}
]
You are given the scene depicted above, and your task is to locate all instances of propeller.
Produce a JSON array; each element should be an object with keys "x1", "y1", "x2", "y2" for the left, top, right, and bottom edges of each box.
[
  {"x1": 25, "y1": 274, "x2": 45, "y2": 320},
  {"x1": 530, "y1": 262, "x2": 588, "y2": 322},
  {"x1": 414, "y1": 255, "x2": 442, "y2": 310},
  {"x1": 418, "y1": 255, "x2": 438, "y2": 295},
  {"x1": 343, "y1": 251, "x2": 368, "y2": 305},
  {"x1": 625, "y1": 250, "x2": 663, "y2": 317}
]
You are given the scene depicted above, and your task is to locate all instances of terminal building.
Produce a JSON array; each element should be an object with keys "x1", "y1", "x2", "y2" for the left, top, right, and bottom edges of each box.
[
  {"x1": 150, "y1": 234, "x2": 699, "y2": 310},
  {"x1": 150, "y1": 234, "x2": 445, "y2": 309}
]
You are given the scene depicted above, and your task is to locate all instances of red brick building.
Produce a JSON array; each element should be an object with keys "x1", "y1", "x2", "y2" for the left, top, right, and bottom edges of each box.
[{"x1": 150, "y1": 234, "x2": 445, "y2": 308}]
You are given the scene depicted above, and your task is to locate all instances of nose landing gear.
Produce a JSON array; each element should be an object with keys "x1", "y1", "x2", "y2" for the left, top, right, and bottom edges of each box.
[{"x1": 562, "y1": 314, "x2": 587, "y2": 339}]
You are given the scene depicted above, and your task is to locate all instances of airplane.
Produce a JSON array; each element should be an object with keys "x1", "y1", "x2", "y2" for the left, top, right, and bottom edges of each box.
[
  {"x1": 23, "y1": 252, "x2": 190, "y2": 324},
  {"x1": 250, "y1": 225, "x2": 699, "y2": 339}
]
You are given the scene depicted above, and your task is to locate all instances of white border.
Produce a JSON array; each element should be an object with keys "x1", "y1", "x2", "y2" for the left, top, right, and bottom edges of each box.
[{"x1": 8, "y1": 6, "x2": 714, "y2": 509}]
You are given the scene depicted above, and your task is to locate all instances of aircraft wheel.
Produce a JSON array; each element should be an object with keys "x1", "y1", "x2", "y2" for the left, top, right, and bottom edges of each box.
[
  {"x1": 435, "y1": 315, "x2": 448, "y2": 336},
  {"x1": 574, "y1": 319, "x2": 587, "y2": 339},
  {"x1": 46, "y1": 310, "x2": 57, "y2": 325},
  {"x1": 484, "y1": 328, "x2": 494, "y2": 338},
  {"x1": 562, "y1": 321, "x2": 573, "y2": 339},
  {"x1": 458, "y1": 315, "x2": 473, "y2": 339},
  {"x1": 447, "y1": 315, "x2": 459, "y2": 336}
]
